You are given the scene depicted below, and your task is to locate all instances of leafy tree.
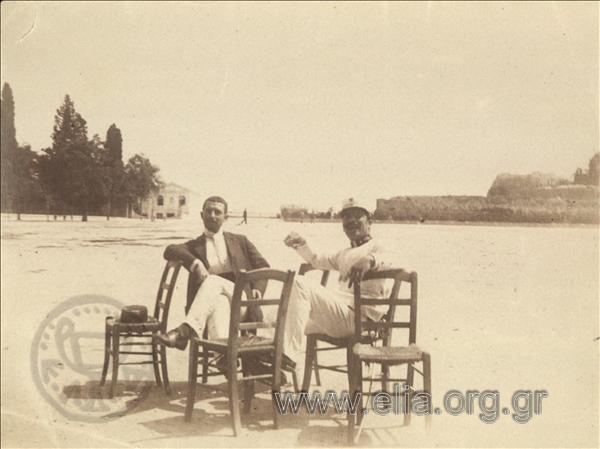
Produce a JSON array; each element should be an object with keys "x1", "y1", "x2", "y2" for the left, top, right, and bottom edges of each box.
[
  {"x1": 12, "y1": 145, "x2": 44, "y2": 219},
  {"x1": 1, "y1": 83, "x2": 18, "y2": 212},
  {"x1": 63, "y1": 135, "x2": 106, "y2": 221},
  {"x1": 37, "y1": 146, "x2": 66, "y2": 218},
  {"x1": 51, "y1": 95, "x2": 88, "y2": 148},
  {"x1": 124, "y1": 154, "x2": 162, "y2": 217}
]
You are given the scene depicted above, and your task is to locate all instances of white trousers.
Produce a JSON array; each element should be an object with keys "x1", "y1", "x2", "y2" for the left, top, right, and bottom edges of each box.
[
  {"x1": 285, "y1": 276, "x2": 355, "y2": 352},
  {"x1": 168, "y1": 275, "x2": 238, "y2": 340},
  {"x1": 168, "y1": 274, "x2": 356, "y2": 371}
]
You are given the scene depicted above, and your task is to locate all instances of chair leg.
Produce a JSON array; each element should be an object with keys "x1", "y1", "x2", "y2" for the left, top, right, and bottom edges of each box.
[
  {"x1": 228, "y1": 352, "x2": 242, "y2": 436},
  {"x1": 109, "y1": 326, "x2": 120, "y2": 398},
  {"x1": 291, "y1": 369, "x2": 299, "y2": 393},
  {"x1": 347, "y1": 356, "x2": 362, "y2": 445},
  {"x1": 201, "y1": 328, "x2": 209, "y2": 384},
  {"x1": 382, "y1": 363, "x2": 390, "y2": 393},
  {"x1": 422, "y1": 353, "x2": 432, "y2": 430},
  {"x1": 347, "y1": 361, "x2": 356, "y2": 445},
  {"x1": 345, "y1": 342, "x2": 354, "y2": 397},
  {"x1": 356, "y1": 361, "x2": 365, "y2": 427},
  {"x1": 241, "y1": 358, "x2": 255, "y2": 414},
  {"x1": 151, "y1": 333, "x2": 163, "y2": 389},
  {"x1": 185, "y1": 340, "x2": 199, "y2": 422},
  {"x1": 313, "y1": 352, "x2": 321, "y2": 387},
  {"x1": 302, "y1": 335, "x2": 317, "y2": 391},
  {"x1": 272, "y1": 354, "x2": 282, "y2": 430},
  {"x1": 202, "y1": 347, "x2": 210, "y2": 384},
  {"x1": 100, "y1": 319, "x2": 112, "y2": 386},
  {"x1": 404, "y1": 363, "x2": 415, "y2": 426},
  {"x1": 160, "y1": 342, "x2": 171, "y2": 395}
]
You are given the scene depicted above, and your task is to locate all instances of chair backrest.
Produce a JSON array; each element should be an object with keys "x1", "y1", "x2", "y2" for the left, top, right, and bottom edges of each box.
[
  {"x1": 298, "y1": 263, "x2": 330, "y2": 287},
  {"x1": 153, "y1": 260, "x2": 182, "y2": 330},
  {"x1": 352, "y1": 270, "x2": 418, "y2": 346},
  {"x1": 228, "y1": 268, "x2": 295, "y2": 357}
]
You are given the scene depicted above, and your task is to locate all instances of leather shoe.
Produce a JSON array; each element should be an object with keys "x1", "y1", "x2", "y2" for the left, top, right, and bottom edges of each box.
[{"x1": 156, "y1": 324, "x2": 192, "y2": 350}]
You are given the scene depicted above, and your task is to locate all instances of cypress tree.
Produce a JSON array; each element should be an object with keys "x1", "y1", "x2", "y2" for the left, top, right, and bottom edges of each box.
[
  {"x1": 102, "y1": 124, "x2": 125, "y2": 219},
  {"x1": 1, "y1": 83, "x2": 18, "y2": 212},
  {"x1": 39, "y1": 95, "x2": 102, "y2": 221}
]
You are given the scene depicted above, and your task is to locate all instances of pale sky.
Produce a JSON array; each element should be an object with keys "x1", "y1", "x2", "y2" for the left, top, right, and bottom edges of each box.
[{"x1": 1, "y1": 2, "x2": 598, "y2": 213}]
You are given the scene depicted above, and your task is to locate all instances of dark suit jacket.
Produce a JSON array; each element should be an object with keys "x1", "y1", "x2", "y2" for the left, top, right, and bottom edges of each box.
[{"x1": 163, "y1": 232, "x2": 270, "y2": 319}]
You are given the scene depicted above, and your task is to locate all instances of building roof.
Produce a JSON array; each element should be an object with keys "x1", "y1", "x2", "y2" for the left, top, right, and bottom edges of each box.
[{"x1": 157, "y1": 182, "x2": 201, "y2": 196}]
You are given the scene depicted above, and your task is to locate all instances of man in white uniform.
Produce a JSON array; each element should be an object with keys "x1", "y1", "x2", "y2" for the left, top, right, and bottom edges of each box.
[{"x1": 283, "y1": 198, "x2": 401, "y2": 367}]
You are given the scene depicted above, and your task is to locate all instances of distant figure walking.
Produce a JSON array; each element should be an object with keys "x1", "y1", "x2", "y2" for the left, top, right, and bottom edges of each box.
[{"x1": 240, "y1": 208, "x2": 248, "y2": 225}]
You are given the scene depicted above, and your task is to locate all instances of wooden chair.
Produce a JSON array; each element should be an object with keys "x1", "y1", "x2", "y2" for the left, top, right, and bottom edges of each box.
[
  {"x1": 185, "y1": 268, "x2": 295, "y2": 436},
  {"x1": 347, "y1": 270, "x2": 432, "y2": 444},
  {"x1": 197, "y1": 298, "x2": 299, "y2": 392},
  {"x1": 299, "y1": 263, "x2": 388, "y2": 393},
  {"x1": 100, "y1": 260, "x2": 182, "y2": 397},
  {"x1": 298, "y1": 263, "x2": 351, "y2": 392}
]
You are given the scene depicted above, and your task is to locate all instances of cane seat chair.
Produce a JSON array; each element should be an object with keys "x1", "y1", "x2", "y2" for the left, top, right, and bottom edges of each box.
[
  {"x1": 298, "y1": 263, "x2": 350, "y2": 391},
  {"x1": 300, "y1": 263, "x2": 388, "y2": 393},
  {"x1": 185, "y1": 268, "x2": 295, "y2": 436},
  {"x1": 347, "y1": 270, "x2": 432, "y2": 444},
  {"x1": 100, "y1": 260, "x2": 182, "y2": 397}
]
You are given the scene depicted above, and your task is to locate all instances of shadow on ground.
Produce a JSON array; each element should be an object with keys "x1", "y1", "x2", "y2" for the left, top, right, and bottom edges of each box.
[{"x1": 62, "y1": 379, "x2": 414, "y2": 446}]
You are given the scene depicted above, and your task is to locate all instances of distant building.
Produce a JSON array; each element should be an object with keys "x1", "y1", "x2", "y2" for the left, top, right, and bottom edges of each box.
[
  {"x1": 487, "y1": 172, "x2": 570, "y2": 198},
  {"x1": 280, "y1": 204, "x2": 308, "y2": 221},
  {"x1": 279, "y1": 204, "x2": 337, "y2": 221},
  {"x1": 141, "y1": 182, "x2": 191, "y2": 219}
]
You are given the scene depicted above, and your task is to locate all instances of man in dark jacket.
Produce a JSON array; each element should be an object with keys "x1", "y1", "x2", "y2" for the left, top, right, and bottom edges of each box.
[{"x1": 158, "y1": 195, "x2": 269, "y2": 349}]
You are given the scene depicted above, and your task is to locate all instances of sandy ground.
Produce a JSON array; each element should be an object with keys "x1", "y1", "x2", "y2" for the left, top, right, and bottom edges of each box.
[{"x1": 1, "y1": 215, "x2": 598, "y2": 448}]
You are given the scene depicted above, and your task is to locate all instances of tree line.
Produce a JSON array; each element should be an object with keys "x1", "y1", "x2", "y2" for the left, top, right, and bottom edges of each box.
[{"x1": 1, "y1": 83, "x2": 162, "y2": 221}]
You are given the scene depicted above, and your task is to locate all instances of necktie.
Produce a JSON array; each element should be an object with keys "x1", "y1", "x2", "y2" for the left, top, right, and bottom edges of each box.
[{"x1": 213, "y1": 237, "x2": 224, "y2": 264}]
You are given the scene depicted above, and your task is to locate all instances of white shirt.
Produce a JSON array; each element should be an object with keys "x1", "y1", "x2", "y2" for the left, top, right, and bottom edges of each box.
[
  {"x1": 190, "y1": 229, "x2": 232, "y2": 274},
  {"x1": 295, "y1": 237, "x2": 401, "y2": 321}
]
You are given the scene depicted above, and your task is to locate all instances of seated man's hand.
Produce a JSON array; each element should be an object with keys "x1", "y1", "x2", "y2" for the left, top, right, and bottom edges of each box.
[
  {"x1": 284, "y1": 231, "x2": 306, "y2": 249},
  {"x1": 349, "y1": 255, "x2": 376, "y2": 285},
  {"x1": 191, "y1": 260, "x2": 210, "y2": 283}
]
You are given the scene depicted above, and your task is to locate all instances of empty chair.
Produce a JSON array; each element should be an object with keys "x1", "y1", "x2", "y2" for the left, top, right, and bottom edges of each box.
[{"x1": 347, "y1": 270, "x2": 432, "y2": 444}]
